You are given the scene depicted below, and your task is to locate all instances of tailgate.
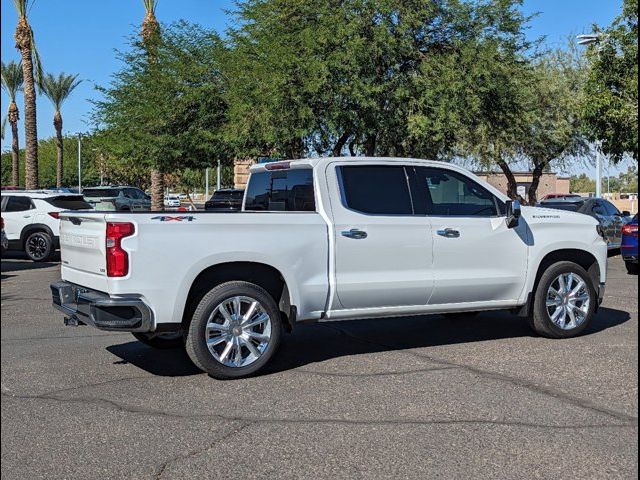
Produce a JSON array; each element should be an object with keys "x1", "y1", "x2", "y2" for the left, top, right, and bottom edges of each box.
[{"x1": 59, "y1": 213, "x2": 107, "y2": 276}]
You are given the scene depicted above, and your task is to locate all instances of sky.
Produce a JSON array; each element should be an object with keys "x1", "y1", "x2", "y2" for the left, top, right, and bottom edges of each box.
[{"x1": 0, "y1": 0, "x2": 631, "y2": 177}]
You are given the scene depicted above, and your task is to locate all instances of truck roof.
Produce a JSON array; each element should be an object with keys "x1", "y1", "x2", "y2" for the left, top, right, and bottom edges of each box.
[{"x1": 249, "y1": 157, "x2": 510, "y2": 202}]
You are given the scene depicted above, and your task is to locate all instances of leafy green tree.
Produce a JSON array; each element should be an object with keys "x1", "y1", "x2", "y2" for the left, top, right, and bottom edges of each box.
[
  {"x1": 582, "y1": 0, "x2": 638, "y2": 162},
  {"x1": 1, "y1": 134, "x2": 101, "y2": 187},
  {"x1": 570, "y1": 173, "x2": 596, "y2": 194},
  {"x1": 1, "y1": 60, "x2": 23, "y2": 186},
  {"x1": 41, "y1": 72, "x2": 82, "y2": 187},
  {"x1": 518, "y1": 45, "x2": 589, "y2": 204},
  {"x1": 92, "y1": 22, "x2": 231, "y2": 201},
  {"x1": 226, "y1": 0, "x2": 534, "y2": 160}
]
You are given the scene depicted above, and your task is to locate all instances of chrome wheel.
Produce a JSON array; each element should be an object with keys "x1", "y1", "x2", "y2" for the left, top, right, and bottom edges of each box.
[
  {"x1": 205, "y1": 296, "x2": 272, "y2": 368},
  {"x1": 546, "y1": 272, "x2": 591, "y2": 330},
  {"x1": 26, "y1": 233, "x2": 49, "y2": 260}
]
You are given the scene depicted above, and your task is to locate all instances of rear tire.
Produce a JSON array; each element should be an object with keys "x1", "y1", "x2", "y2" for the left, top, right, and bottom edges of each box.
[
  {"x1": 625, "y1": 261, "x2": 638, "y2": 275},
  {"x1": 529, "y1": 261, "x2": 596, "y2": 339},
  {"x1": 185, "y1": 281, "x2": 283, "y2": 379},
  {"x1": 24, "y1": 231, "x2": 53, "y2": 262},
  {"x1": 132, "y1": 332, "x2": 184, "y2": 349}
]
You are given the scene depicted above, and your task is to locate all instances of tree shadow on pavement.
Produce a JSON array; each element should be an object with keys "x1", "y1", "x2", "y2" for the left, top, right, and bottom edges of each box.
[{"x1": 104, "y1": 307, "x2": 630, "y2": 378}]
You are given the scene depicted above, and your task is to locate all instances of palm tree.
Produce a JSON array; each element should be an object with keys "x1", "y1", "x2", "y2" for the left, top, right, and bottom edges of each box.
[
  {"x1": 1, "y1": 60, "x2": 23, "y2": 186},
  {"x1": 141, "y1": 0, "x2": 164, "y2": 211},
  {"x1": 41, "y1": 73, "x2": 82, "y2": 187},
  {"x1": 13, "y1": 0, "x2": 42, "y2": 189}
]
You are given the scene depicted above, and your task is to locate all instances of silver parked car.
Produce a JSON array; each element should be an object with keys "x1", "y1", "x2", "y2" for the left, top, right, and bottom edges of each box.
[{"x1": 82, "y1": 186, "x2": 151, "y2": 211}]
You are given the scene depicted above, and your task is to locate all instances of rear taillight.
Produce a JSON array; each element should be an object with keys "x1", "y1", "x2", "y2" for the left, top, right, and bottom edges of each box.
[
  {"x1": 622, "y1": 223, "x2": 638, "y2": 237},
  {"x1": 48, "y1": 212, "x2": 60, "y2": 219},
  {"x1": 106, "y1": 222, "x2": 135, "y2": 277}
]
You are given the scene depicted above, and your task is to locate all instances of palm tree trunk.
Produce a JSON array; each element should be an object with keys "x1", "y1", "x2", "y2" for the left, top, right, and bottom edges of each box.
[
  {"x1": 150, "y1": 169, "x2": 164, "y2": 211},
  {"x1": 15, "y1": 17, "x2": 38, "y2": 189},
  {"x1": 54, "y1": 111, "x2": 63, "y2": 188},
  {"x1": 8, "y1": 101, "x2": 20, "y2": 186}
]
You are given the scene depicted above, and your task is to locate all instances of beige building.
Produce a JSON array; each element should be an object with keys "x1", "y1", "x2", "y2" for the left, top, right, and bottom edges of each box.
[{"x1": 474, "y1": 172, "x2": 570, "y2": 201}]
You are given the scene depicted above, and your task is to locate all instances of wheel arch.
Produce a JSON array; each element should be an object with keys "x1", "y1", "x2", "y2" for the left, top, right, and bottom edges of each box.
[
  {"x1": 19, "y1": 223, "x2": 56, "y2": 249},
  {"x1": 181, "y1": 262, "x2": 295, "y2": 332},
  {"x1": 518, "y1": 248, "x2": 601, "y2": 317}
]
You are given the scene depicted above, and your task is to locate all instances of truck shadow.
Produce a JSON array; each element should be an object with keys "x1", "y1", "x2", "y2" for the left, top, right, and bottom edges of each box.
[{"x1": 106, "y1": 307, "x2": 630, "y2": 378}]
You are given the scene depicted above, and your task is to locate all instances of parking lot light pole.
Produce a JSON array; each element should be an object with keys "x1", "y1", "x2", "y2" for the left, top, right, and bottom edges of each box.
[
  {"x1": 77, "y1": 133, "x2": 82, "y2": 193},
  {"x1": 217, "y1": 159, "x2": 221, "y2": 191},
  {"x1": 205, "y1": 167, "x2": 210, "y2": 198},
  {"x1": 577, "y1": 34, "x2": 605, "y2": 199}
]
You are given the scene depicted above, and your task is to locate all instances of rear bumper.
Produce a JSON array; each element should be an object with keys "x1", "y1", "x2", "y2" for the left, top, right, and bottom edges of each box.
[{"x1": 50, "y1": 280, "x2": 154, "y2": 332}]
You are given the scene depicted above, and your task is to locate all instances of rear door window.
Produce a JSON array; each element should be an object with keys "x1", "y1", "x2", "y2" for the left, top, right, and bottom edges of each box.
[
  {"x1": 338, "y1": 165, "x2": 413, "y2": 215},
  {"x1": 245, "y1": 169, "x2": 315, "y2": 212},
  {"x1": 3, "y1": 196, "x2": 34, "y2": 212},
  {"x1": 44, "y1": 196, "x2": 93, "y2": 210}
]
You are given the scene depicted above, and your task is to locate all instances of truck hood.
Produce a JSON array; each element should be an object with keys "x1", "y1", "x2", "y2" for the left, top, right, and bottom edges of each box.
[{"x1": 521, "y1": 205, "x2": 599, "y2": 226}]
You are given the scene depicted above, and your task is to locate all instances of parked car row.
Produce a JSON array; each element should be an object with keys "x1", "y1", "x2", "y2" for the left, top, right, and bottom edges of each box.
[
  {"x1": 1, "y1": 191, "x2": 93, "y2": 261},
  {"x1": 538, "y1": 196, "x2": 632, "y2": 250}
]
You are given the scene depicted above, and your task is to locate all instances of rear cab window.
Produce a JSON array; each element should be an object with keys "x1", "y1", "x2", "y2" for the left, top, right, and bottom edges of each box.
[
  {"x1": 82, "y1": 188, "x2": 121, "y2": 198},
  {"x1": 245, "y1": 168, "x2": 316, "y2": 212}
]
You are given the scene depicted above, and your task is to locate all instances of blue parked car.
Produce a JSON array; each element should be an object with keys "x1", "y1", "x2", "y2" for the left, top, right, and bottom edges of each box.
[{"x1": 621, "y1": 214, "x2": 638, "y2": 274}]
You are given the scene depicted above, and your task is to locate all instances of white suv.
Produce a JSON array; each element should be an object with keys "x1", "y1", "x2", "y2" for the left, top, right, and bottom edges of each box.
[{"x1": 1, "y1": 191, "x2": 93, "y2": 261}]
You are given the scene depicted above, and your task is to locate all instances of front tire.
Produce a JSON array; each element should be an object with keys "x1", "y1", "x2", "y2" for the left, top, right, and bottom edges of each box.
[
  {"x1": 625, "y1": 261, "x2": 638, "y2": 275},
  {"x1": 529, "y1": 261, "x2": 596, "y2": 339},
  {"x1": 24, "y1": 231, "x2": 53, "y2": 262},
  {"x1": 185, "y1": 281, "x2": 283, "y2": 379}
]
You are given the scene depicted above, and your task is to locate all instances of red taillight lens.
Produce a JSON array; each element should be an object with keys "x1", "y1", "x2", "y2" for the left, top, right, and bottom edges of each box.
[
  {"x1": 622, "y1": 223, "x2": 638, "y2": 237},
  {"x1": 264, "y1": 161, "x2": 291, "y2": 170},
  {"x1": 106, "y1": 222, "x2": 135, "y2": 277},
  {"x1": 48, "y1": 212, "x2": 60, "y2": 219}
]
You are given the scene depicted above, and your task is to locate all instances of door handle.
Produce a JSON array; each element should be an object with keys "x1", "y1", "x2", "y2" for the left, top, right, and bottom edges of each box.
[
  {"x1": 23, "y1": 215, "x2": 32, "y2": 219},
  {"x1": 341, "y1": 228, "x2": 368, "y2": 239},
  {"x1": 437, "y1": 228, "x2": 460, "y2": 238}
]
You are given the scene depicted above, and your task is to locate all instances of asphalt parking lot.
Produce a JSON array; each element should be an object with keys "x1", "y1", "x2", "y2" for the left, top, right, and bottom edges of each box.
[{"x1": 1, "y1": 254, "x2": 637, "y2": 479}]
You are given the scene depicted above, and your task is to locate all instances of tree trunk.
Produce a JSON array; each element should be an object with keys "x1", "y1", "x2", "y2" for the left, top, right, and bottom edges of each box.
[
  {"x1": 496, "y1": 158, "x2": 521, "y2": 201},
  {"x1": 9, "y1": 105, "x2": 19, "y2": 186},
  {"x1": 150, "y1": 169, "x2": 164, "y2": 212},
  {"x1": 364, "y1": 135, "x2": 376, "y2": 156},
  {"x1": 15, "y1": 17, "x2": 38, "y2": 189},
  {"x1": 527, "y1": 163, "x2": 546, "y2": 206},
  {"x1": 332, "y1": 131, "x2": 350, "y2": 157},
  {"x1": 54, "y1": 111, "x2": 63, "y2": 188},
  {"x1": 348, "y1": 140, "x2": 357, "y2": 157}
]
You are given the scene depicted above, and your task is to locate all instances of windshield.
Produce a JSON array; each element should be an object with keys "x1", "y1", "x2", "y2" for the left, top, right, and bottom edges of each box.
[{"x1": 83, "y1": 188, "x2": 120, "y2": 198}]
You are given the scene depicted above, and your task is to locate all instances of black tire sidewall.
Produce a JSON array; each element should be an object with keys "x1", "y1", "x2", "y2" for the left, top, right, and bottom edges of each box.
[
  {"x1": 533, "y1": 261, "x2": 596, "y2": 338},
  {"x1": 24, "y1": 231, "x2": 53, "y2": 262},
  {"x1": 186, "y1": 281, "x2": 282, "y2": 379}
]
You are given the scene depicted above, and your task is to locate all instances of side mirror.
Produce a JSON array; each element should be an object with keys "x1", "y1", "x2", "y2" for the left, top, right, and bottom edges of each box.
[
  {"x1": 506, "y1": 200, "x2": 521, "y2": 229},
  {"x1": 622, "y1": 210, "x2": 631, "y2": 217}
]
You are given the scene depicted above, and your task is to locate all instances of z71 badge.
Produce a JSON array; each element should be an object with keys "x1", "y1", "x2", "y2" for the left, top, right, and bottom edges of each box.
[{"x1": 150, "y1": 216, "x2": 196, "y2": 222}]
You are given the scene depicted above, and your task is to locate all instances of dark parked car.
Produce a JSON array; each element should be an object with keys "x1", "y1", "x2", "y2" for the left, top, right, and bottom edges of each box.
[
  {"x1": 204, "y1": 189, "x2": 244, "y2": 212},
  {"x1": 538, "y1": 197, "x2": 630, "y2": 250},
  {"x1": 621, "y1": 214, "x2": 638, "y2": 274}
]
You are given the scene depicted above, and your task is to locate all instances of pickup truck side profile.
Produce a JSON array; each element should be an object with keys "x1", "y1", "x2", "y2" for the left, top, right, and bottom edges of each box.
[{"x1": 51, "y1": 158, "x2": 608, "y2": 379}]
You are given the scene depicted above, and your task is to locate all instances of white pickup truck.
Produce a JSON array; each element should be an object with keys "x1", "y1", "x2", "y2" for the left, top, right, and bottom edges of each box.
[{"x1": 51, "y1": 158, "x2": 608, "y2": 379}]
